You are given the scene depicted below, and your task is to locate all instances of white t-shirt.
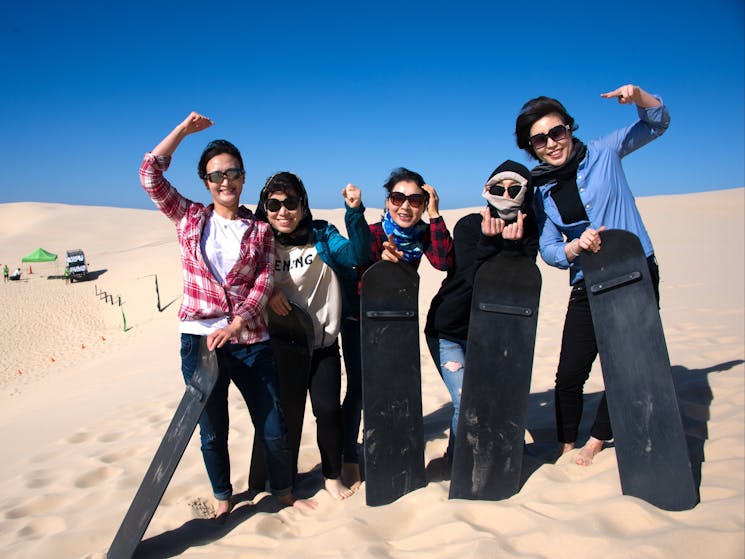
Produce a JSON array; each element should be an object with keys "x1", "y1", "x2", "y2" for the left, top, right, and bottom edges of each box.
[
  {"x1": 180, "y1": 212, "x2": 249, "y2": 336},
  {"x1": 274, "y1": 243, "x2": 342, "y2": 349}
]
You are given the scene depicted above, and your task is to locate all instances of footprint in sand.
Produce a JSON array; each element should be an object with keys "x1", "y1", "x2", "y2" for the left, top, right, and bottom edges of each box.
[
  {"x1": 74, "y1": 465, "x2": 120, "y2": 488},
  {"x1": 16, "y1": 515, "x2": 66, "y2": 538},
  {"x1": 5, "y1": 494, "x2": 69, "y2": 518},
  {"x1": 98, "y1": 451, "x2": 131, "y2": 464},
  {"x1": 66, "y1": 431, "x2": 92, "y2": 444},
  {"x1": 24, "y1": 469, "x2": 55, "y2": 489},
  {"x1": 97, "y1": 431, "x2": 125, "y2": 443}
]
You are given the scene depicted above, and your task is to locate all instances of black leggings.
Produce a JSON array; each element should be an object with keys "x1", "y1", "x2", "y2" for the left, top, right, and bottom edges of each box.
[
  {"x1": 309, "y1": 340, "x2": 344, "y2": 479},
  {"x1": 554, "y1": 255, "x2": 660, "y2": 443}
]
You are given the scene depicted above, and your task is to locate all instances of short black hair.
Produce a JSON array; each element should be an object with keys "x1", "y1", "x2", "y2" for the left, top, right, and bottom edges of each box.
[
  {"x1": 515, "y1": 96, "x2": 577, "y2": 160},
  {"x1": 197, "y1": 139, "x2": 244, "y2": 179},
  {"x1": 382, "y1": 167, "x2": 425, "y2": 193}
]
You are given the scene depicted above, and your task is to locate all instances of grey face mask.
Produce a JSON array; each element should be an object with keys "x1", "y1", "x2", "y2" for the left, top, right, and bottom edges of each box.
[{"x1": 482, "y1": 171, "x2": 528, "y2": 221}]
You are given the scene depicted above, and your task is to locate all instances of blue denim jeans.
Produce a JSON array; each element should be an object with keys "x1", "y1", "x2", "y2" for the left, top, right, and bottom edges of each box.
[
  {"x1": 340, "y1": 317, "x2": 362, "y2": 464},
  {"x1": 426, "y1": 335, "x2": 466, "y2": 460},
  {"x1": 180, "y1": 334, "x2": 292, "y2": 500}
]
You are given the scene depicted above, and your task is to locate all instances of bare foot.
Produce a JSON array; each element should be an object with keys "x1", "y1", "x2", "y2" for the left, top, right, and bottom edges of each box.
[
  {"x1": 559, "y1": 442, "x2": 575, "y2": 456},
  {"x1": 214, "y1": 498, "x2": 232, "y2": 522},
  {"x1": 325, "y1": 477, "x2": 355, "y2": 500},
  {"x1": 276, "y1": 493, "x2": 319, "y2": 511},
  {"x1": 575, "y1": 437, "x2": 604, "y2": 466},
  {"x1": 341, "y1": 463, "x2": 362, "y2": 492}
]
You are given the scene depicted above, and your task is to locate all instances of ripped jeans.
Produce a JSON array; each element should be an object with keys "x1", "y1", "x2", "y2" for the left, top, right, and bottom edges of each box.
[{"x1": 426, "y1": 336, "x2": 466, "y2": 460}]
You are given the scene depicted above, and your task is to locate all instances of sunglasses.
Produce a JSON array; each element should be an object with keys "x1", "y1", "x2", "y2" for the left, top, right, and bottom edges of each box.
[
  {"x1": 488, "y1": 184, "x2": 523, "y2": 198},
  {"x1": 204, "y1": 168, "x2": 245, "y2": 184},
  {"x1": 388, "y1": 191, "x2": 427, "y2": 209},
  {"x1": 528, "y1": 124, "x2": 571, "y2": 150},
  {"x1": 265, "y1": 196, "x2": 301, "y2": 212}
]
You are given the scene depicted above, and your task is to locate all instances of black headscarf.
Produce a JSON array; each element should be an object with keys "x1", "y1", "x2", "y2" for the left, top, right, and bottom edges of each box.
[{"x1": 255, "y1": 172, "x2": 316, "y2": 246}]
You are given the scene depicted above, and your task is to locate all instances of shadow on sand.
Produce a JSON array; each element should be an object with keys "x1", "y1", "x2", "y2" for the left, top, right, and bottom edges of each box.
[{"x1": 422, "y1": 358, "x2": 743, "y2": 496}]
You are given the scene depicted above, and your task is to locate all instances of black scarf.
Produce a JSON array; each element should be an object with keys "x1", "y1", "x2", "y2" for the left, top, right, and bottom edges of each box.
[
  {"x1": 532, "y1": 140, "x2": 589, "y2": 224},
  {"x1": 274, "y1": 214, "x2": 315, "y2": 247}
]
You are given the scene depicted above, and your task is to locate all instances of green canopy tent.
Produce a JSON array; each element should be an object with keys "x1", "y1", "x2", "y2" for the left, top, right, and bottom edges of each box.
[{"x1": 21, "y1": 248, "x2": 58, "y2": 275}]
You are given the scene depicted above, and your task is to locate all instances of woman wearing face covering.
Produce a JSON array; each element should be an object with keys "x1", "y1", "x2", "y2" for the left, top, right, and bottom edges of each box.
[
  {"x1": 514, "y1": 84, "x2": 668, "y2": 466},
  {"x1": 424, "y1": 160, "x2": 539, "y2": 463}
]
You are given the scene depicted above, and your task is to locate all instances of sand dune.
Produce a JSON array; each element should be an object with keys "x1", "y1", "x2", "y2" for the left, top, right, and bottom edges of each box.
[{"x1": 0, "y1": 189, "x2": 742, "y2": 558}]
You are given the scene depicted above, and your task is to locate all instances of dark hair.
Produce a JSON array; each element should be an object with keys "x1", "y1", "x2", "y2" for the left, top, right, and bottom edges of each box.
[
  {"x1": 382, "y1": 167, "x2": 425, "y2": 193},
  {"x1": 197, "y1": 140, "x2": 244, "y2": 179},
  {"x1": 254, "y1": 171, "x2": 312, "y2": 223},
  {"x1": 515, "y1": 96, "x2": 577, "y2": 160}
]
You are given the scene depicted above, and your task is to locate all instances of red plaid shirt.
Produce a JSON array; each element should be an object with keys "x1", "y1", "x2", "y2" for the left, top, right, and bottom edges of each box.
[
  {"x1": 368, "y1": 216, "x2": 454, "y2": 270},
  {"x1": 140, "y1": 153, "x2": 274, "y2": 344}
]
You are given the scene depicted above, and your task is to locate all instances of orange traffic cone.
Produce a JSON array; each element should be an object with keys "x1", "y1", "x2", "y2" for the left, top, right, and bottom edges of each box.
[{"x1": 28, "y1": 265, "x2": 32, "y2": 274}]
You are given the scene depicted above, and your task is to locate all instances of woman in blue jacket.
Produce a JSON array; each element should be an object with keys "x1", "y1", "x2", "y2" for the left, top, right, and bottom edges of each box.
[
  {"x1": 514, "y1": 84, "x2": 668, "y2": 466},
  {"x1": 256, "y1": 172, "x2": 370, "y2": 499}
]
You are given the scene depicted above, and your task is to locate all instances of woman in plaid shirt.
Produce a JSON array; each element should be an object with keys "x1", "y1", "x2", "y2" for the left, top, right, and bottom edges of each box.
[{"x1": 140, "y1": 112, "x2": 316, "y2": 517}]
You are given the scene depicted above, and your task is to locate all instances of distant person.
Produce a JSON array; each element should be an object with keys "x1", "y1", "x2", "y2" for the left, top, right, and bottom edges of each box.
[
  {"x1": 64, "y1": 266, "x2": 71, "y2": 284},
  {"x1": 3, "y1": 264, "x2": 8, "y2": 282},
  {"x1": 514, "y1": 84, "x2": 669, "y2": 465},
  {"x1": 10, "y1": 267, "x2": 21, "y2": 280},
  {"x1": 255, "y1": 171, "x2": 370, "y2": 499},
  {"x1": 140, "y1": 112, "x2": 316, "y2": 517},
  {"x1": 424, "y1": 160, "x2": 539, "y2": 463}
]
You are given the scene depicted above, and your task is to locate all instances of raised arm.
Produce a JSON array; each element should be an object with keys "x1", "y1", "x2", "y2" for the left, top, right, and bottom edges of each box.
[
  {"x1": 151, "y1": 112, "x2": 214, "y2": 157},
  {"x1": 600, "y1": 84, "x2": 660, "y2": 108}
]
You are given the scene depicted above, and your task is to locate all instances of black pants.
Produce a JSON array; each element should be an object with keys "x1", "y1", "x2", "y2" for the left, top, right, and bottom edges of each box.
[
  {"x1": 555, "y1": 255, "x2": 660, "y2": 443},
  {"x1": 309, "y1": 339, "x2": 344, "y2": 479}
]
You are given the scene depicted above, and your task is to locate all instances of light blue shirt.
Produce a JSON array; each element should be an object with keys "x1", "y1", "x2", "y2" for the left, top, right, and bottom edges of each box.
[{"x1": 534, "y1": 99, "x2": 670, "y2": 285}]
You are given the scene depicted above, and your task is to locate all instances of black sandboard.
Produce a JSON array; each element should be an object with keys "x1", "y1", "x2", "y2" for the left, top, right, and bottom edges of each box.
[
  {"x1": 583, "y1": 229, "x2": 698, "y2": 511},
  {"x1": 107, "y1": 338, "x2": 218, "y2": 559},
  {"x1": 360, "y1": 260, "x2": 426, "y2": 506},
  {"x1": 248, "y1": 303, "x2": 314, "y2": 491},
  {"x1": 449, "y1": 254, "x2": 541, "y2": 500}
]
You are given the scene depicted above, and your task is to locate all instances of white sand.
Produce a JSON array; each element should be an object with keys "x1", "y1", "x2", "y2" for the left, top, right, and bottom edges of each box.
[{"x1": 0, "y1": 189, "x2": 742, "y2": 558}]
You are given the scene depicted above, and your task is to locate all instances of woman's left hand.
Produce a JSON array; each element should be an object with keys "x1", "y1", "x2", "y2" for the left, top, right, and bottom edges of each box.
[
  {"x1": 342, "y1": 183, "x2": 362, "y2": 208},
  {"x1": 600, "y1": 84, "x2": 660, "y2": 108},
  {"x1": 422, "y1": 184, "x2": 440, "y2": 218},
  {"x1": 502, "y1": 211, "x2": 525, "y2": 240}
]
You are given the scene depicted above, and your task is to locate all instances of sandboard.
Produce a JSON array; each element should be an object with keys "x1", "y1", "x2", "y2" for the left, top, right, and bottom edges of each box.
[
  {"x1": 360, "y1": 260, "x2": 426, "y2": 506},
  {"x1": 449, "y1": 254, "x2": 541, "y2": 500},
  {"x1": 107, "y1": 338, "x2": 218, "y2": 559},
  {"x1": 583, "y1": 229, "x2": 698, "y2": 511},
  {"x1": 248, "y1": 303, "x2": 314, "y2": 491}
]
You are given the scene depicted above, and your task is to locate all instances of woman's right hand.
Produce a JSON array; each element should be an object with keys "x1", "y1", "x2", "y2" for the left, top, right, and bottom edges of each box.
[
  {"x1": 181, "y1": 112, "x2": 214, "y2": 135},
  {"x1": 268, "y1": 292, "x2": 292, "y2": 316},
  {"x1": 480, "y1": 207, "x2": 505, "y2": 237},
  {"x1": 381, "y1": 233, "x2": 404, "y2": 263}
]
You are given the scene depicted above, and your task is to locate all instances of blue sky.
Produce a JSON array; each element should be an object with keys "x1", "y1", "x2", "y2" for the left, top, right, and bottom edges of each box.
[{"x1": 1, "y1": 0, "x2": 743, "y2": 210}]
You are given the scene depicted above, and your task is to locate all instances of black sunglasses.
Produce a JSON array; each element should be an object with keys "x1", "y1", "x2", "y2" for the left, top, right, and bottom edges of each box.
[
  {"x1": 265, "y1": 196, "x2": 301, "y2": 212},
  {"x1": 388, "y1": 191, "x2": 427, "y2": 209},
  {"x1": 529, "y1": 124, "x2": 571, "y2": 150},
  {"x1": 204, "y1": 168, "x2": 244, "y2": 184},
  {"x1": 488, "y1": 184, "x2": 523, "y2": 198}
]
